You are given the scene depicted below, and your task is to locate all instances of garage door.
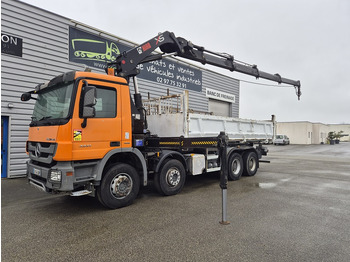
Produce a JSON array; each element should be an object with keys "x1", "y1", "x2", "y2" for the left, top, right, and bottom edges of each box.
[{"x1": 208, "y1": 99, "x2": 231, "y2": 117}]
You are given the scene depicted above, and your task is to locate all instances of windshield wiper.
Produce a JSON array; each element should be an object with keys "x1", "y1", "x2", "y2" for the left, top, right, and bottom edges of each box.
[{"x1": 38, "y1": 116, "x2": 53, "y2": 121}]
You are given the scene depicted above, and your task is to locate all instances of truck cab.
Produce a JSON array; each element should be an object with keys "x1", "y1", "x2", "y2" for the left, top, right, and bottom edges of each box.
[{"x1": 23, "y1": 71, "x2": 147, "y2": 207}]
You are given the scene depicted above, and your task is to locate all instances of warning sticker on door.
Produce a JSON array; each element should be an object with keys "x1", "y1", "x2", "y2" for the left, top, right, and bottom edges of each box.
[{"x1": 73, "y1": 130, "x2": 82, "y2": 141}]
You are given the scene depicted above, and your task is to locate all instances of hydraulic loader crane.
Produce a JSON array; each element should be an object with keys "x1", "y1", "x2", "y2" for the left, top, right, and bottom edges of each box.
[
  {"x1": 108, "y1": 31, "x2": 301, "y2": 91},
  {"x1": 106, "y1": 31, "x2": 301, "y2": 134},
  {"x1": 107, "y1": 31, "x2": 300, "y2": 92}
]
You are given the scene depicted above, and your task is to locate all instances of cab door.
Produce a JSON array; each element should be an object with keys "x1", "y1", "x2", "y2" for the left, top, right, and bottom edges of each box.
[{"x1": 71, "y1": 79, "x2": 122, "y2": 161}]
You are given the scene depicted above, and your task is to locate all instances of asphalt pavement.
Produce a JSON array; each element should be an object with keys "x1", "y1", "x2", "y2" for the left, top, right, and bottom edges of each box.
[{"x1": 2, "y1": 143, "x2": 350, "y2": 261}]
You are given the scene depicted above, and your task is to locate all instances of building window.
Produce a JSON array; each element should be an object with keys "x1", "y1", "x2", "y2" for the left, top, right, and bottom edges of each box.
[{"x1": 308, "y1": 132, "x2": 312, "y2": 139}]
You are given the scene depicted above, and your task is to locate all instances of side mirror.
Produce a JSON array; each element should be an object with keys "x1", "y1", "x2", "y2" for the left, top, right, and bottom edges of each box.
[
  {"x1": 21, "y1": 92, "x2": 32, "y2": 101},
  {"x1": 82, "y1": 106, "x2": 95, "y2": 118},
  {"x1": 83, "y1": 86, "x2": 97, "y2": 107},
  {"x1": 81, "y1": 85, "x2": 96, "y2": 128}
]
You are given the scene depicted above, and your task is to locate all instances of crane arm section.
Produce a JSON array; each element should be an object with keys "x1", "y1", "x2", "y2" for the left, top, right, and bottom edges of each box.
[{"x1": 107, "y1": 31, "x2": 301, "y2": 99}]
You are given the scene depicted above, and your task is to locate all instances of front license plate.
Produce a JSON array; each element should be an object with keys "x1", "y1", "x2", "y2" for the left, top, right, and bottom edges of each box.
[{"x1": 33, "y1": 168, "x2": 41, "y2": 177}]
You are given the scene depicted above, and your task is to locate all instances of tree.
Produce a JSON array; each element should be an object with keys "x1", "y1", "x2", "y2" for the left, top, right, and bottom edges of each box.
[{"x1": 327, "y1": 131, "x2": 336, "y2": 144}]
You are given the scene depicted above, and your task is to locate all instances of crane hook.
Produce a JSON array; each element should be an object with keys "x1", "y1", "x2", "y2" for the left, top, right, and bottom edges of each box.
[{"x1": 295, "y1": 83, "x2": 302, "y2": 100}]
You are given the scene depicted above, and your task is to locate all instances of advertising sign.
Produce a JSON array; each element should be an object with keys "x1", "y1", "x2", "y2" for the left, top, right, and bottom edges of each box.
[
  {"x1": 69, "y1": 27, "x2": 129, "y2": 69},
  {"x1": 69, "y1": 27, "x2": 202, "y2": 92},
  {"x1": 1, "y1": 33, "x2": 23, "y2": 57},
  {"x1": 137, "y1": 59, "x2": 202, "y2": 92}
]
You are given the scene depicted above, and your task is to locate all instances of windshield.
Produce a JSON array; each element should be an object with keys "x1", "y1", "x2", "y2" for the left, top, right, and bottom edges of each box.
[{"x1": 32, "y1": 82, "x2": 74, "y2": 122}]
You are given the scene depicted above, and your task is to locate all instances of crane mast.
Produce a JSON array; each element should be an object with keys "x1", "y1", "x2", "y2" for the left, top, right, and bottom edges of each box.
[{"x1": 107, "y1": 31, "x2": 301, "y2": 99}]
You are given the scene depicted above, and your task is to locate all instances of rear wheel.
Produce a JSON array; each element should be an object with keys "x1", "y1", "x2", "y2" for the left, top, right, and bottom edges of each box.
[
  {"x1": 97, "y1": 163, "x2": 140, "y2": 209},
  {"x1": 228, "y1": 153, "x2": 243, "y2": 181},
  {"x1": 243, "y1": 151, "x2": 258, "y2": 176},
  {"x1": 154, "y1": 159, "x2": 186, "y2": 196}
]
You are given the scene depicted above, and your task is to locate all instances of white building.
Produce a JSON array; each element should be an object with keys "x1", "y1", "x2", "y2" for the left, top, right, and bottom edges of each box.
[{"x1": 276, "y1": 122, "x2": 350, "y2": 144}]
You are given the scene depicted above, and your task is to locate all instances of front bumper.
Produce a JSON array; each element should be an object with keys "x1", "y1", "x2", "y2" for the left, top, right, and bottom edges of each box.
[{"x1": 27, "y1": 160, "x2": 75, "y2": 192}]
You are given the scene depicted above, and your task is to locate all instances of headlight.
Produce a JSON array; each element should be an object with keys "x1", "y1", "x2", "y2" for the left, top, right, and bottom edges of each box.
[{"x1": 49, "y1": 170, "x2": 62, "y2": 182}]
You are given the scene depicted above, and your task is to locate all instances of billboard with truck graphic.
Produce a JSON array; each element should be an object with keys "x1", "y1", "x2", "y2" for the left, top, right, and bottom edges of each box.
[
  {"x1": 69, "y1": 27, "x2": 129, "y2": 69},
  {"x1": 71, "y1": 39, "x2": 120, "y2": 61},
  {"x1": 69, "y1": 27, "x2": 202, "y2": 92}
]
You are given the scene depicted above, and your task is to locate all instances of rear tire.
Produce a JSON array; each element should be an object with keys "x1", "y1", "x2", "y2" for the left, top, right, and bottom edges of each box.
[
  {"x1": 154, "y1": 159, "x2": 186, "y2": 196},
  {"x1": 97, "y1": 163, "x2": 140, "y2": 209},
  {"x1": 228, "y1": 153, "x2": 243, "y2": 181},
  {"x1": 243, "y1": 151, "x2": 258, "y2": 176}
]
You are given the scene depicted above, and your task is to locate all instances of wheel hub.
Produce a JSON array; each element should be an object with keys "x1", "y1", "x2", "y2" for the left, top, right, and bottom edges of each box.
[
  {"x1": 232, "y1": 159, "x2": 241, "y2": 175},
  {"x1": 166, "y1": 168, "x2": 181, "y2": 187},
  {"x1": 248, "y1": 158, "x2": 256, "y2": 171},
  {"x1": 110, "y1": 174, "x2": 132, "y2": 198}
]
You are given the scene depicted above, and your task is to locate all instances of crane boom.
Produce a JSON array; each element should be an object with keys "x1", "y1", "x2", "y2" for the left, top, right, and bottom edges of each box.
[{"x1": 107, "y1": 31, "x2": 301, "y2": 99}]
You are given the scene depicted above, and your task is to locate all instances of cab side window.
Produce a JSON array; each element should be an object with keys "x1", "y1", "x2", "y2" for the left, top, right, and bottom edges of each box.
[{"x1": 95, "y1": 87, "x2": 117, "y2": 118}]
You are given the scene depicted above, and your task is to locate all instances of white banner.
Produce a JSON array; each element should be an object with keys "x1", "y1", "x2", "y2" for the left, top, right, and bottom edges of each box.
[{"x1": 206, "y1": 88, "x2": 235, "y2": 103}]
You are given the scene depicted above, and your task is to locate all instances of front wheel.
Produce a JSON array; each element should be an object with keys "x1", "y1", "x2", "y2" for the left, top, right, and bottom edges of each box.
[
  {"x1": 243, "y1": 151, "x2": 258, "y2": 176},
  {"x1": 154, "y1": 159, "x2": 186, "y2": 196},
  {"x1": 97, "y1": 163, "x2": 140, "y2": 209}
]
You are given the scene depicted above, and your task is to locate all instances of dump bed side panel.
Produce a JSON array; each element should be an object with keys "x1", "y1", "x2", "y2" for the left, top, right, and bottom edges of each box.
[
  {"x1": 146, "y1": 112, "x2": 273, "y2": 142},
  {"x1": 146, "y1": 113, "x2": 185, "y2": 138},
  {"x1": 144, "y1": 91, "x2": 273, "y2": 143},
  {"x1": 188, "y1": 113, "x2": 273, "y2": 141}
]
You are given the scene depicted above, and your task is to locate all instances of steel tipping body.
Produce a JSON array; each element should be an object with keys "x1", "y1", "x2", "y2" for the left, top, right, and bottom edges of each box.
[
  {"x1": 143, "y1": 91, "x2": 274, "y2": 143},
  {"x1": 107, "y1": 31, "x2": 301, "y2": 99}
]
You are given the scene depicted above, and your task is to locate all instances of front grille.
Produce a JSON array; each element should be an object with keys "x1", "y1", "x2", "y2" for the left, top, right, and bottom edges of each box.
[
  {"x1": 28, "y1": 141, "x2": 57, "y2": 164},
  {"x1": 31, "y1": 174, "x2": 47, "y2": 183},
  {"x1": 31, "y1": 160, "x2": 57, "y2": 169}
]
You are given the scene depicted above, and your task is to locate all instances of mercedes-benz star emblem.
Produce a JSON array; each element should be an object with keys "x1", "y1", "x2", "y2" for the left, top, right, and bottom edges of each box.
[{"x1": 34, "y1": 143, "x2": 41, "y2": 158}]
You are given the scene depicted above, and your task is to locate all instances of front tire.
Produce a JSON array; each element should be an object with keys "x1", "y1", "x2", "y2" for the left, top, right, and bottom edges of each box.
[
  {"x1": 243, "y1": 151, "x2": 258, "y2": 176},
  {"x1": 228, "y1": 153, "x2": 243, "y2": 181},
  {"x1": 97, "y1": 163, "x2": 140, "y2": 209},
  {"x1": 154, "y1": 159, "x2": 186, "y2": 196}
]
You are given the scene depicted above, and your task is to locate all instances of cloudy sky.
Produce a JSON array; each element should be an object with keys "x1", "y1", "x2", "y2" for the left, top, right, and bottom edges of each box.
[{"x1": 21, "y1": 0, "x2": 350, "y2": 124}]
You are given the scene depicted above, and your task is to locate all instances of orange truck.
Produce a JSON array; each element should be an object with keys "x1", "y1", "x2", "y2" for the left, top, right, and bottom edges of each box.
[{"x1": 21, "y1": 31, "x2": 301, "y2": 208}]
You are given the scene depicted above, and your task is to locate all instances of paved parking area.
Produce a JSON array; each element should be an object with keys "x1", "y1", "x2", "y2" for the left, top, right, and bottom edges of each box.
[{"x1": 2, "y1": 144, "x2": 350, "y2": 261}]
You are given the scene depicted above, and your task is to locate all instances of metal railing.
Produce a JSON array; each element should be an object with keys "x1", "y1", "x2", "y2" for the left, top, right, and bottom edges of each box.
[{"x1": 143, "y1": 93, "x2": 184, "y2": 115}]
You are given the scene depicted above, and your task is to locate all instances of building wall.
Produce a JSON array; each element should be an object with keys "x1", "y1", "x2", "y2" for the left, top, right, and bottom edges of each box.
[
  {"x1": 1, "y1": 0, "x2": 240, "y2": 177},
  {"x1": 312, "y1": 123, "x2": 329, "y2": 144},
  {"x1": 276, "y1": 122, "x2": 313, "y2": 144},
  {"x1": 276, "y1": 122, "x2": 350, "y2": 144}
]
